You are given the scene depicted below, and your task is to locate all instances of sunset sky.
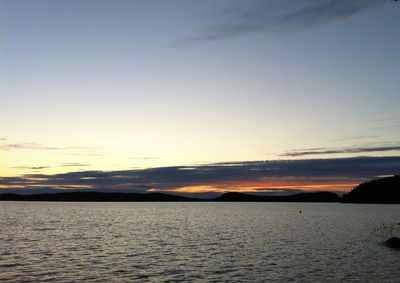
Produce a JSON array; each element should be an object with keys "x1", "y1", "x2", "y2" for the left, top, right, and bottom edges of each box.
[{"x1": 1, "y1": 0, "x2": 400, "y2": 195}]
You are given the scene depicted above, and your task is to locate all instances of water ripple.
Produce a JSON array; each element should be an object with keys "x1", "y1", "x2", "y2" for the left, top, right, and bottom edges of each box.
[{"x1": 1, "y1": 202, "x2": 400, "y2": 282}]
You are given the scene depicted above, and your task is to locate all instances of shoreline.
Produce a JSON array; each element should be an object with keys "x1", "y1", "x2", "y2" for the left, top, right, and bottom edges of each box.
[{"x1": 1, "y1": 191, "x2": 399, "y2": 204}]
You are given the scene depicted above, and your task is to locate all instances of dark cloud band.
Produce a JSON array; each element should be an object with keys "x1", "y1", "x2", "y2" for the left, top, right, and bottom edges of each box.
[
  {"x1": 189, "y1": 0, "x2": 385, "y2": 42},
  {"x1": 1, "y1": 156, "x2": 399, "y2": 193},
  {"x1": 282, "y1": 145, "x2": 400, "y2": 157}
]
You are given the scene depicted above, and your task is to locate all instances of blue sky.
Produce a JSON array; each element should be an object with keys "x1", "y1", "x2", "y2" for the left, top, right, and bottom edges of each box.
[{"x1": 1, "y1": 0, "x2": 399, "y2": 193}]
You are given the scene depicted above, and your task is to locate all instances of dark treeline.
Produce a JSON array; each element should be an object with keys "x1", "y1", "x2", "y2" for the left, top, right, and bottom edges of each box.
[
  {"x1": 342, "y1": 175, "x2": 400, "y2": 204},
  {"x1": 218, "y1": 191, "x2": 339, "y2": 202},
  {"x1": 0, "y1": 192, "x2": 195, "y2": 202},
  {"x1": 1, "y1": 175, "x2": 399, "y2": 203},
  {"x1": 0, "y1": 191, "x2": 339, "y2": 202}
]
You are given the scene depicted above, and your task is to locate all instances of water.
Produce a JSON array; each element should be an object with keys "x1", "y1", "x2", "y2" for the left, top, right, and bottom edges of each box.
[{"x1": 1, "y1": 202, "x2": 400, "y2": 282}]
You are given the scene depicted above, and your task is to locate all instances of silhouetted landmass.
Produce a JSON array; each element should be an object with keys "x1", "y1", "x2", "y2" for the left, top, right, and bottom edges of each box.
[
  {"x1": 0, "y1": 192, "x2": 196, "y2": 202},
  {"x1": 217, "y1": 191, "x2": 340, "y2": 202},
  {"x1": 342, "y1": 175, "x2": 400, "y2": 204},
  {"x1": 0, "y1": 191, "x2": 339, "y2": 202},
  {"x1": 2, "y1": 176, "x2": 400, "y2": 203}
]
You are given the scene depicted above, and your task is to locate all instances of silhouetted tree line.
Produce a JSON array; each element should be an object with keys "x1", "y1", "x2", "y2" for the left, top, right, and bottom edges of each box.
[
  {"x1": 342, "y1": 175, "x2": 400, "y2": 204},
  {"x1": 218, "y1": 191, "x2": 339, "y2": 202},
  {"x1": 0, "y1": 191, "x2": 339, "y2": 202},
  {"x1": 0, "y1": 192, "x2": 194, "y2": 202},
  {"x1": 1, "y1": 175, "x2": 399, "y2": 203}
]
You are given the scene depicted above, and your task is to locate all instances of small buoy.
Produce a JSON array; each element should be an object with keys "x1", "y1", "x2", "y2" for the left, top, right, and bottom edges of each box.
[{"x1": 299, "y1": 210, "x2": 302, "y2": 213}]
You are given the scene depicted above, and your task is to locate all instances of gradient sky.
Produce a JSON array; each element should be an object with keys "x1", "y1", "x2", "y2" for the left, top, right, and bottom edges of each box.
[{"x1": 1, "y1": 0, "x2": 399, "y2": 194}]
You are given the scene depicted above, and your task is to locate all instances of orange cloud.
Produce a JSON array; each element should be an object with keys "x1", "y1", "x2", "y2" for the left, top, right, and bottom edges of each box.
[{"x1": 148, "y1": 180, "x2": 356, "y2": 194}]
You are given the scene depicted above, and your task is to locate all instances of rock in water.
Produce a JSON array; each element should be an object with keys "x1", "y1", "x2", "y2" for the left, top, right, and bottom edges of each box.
[{"x1": 383, "y1": 237, "x2": 400, "y2": 249}]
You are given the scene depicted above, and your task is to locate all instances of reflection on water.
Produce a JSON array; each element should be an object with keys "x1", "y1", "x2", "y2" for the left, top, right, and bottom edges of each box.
[{"x1": 1, "y1": 202, "x2": 400, "y2": 282}]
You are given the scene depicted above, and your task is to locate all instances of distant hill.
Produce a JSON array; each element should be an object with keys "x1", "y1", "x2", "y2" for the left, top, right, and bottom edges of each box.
[
  {"x1": 2, "y1": 177, "x2": 400, "y2": 203},
  {"x1": 342, "y1": 175, "x2": 400, "y2": 204},
  {"x1": 0, "y1": 192, "x2": 196, "y2": 202},
  {"x1": 0, "y1": 191, "x2": 339, "y2": 202},
  {"x1": 218, "y1": 191, "x2": 340, "y2": 202}
]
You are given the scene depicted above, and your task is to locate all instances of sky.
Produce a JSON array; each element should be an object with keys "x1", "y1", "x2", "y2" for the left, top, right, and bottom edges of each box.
[{"x1": 1, "y1": 0, "x2": 400, "y2": 195}]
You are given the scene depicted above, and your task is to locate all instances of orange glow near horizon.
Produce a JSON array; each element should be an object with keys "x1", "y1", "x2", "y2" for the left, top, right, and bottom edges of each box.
[{"x1": 147, "y1": 181, "x2": 357, "y2": 194}]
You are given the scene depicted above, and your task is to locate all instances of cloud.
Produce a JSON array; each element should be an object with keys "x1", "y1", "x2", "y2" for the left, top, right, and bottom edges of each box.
[
  {"x1": 67, "y1": 152, "x2": 105, "y2": 157},
  {"x1": 129, "y1": 157, "x2": 159, "y2": 160},
  {"x1": 0, "y1": 142, "x2": 60, "y2": 151},
  {"x1": 0, "y1": 141, "x2": 104, "y2": 156},
  {"x1": 11, "y1": 166, "x2": 51, "y2": 170},
  {"x1": 0, "y1": 142, "x2": 93, "y2": 152},
  {"x1": 2, "y1": 156, "x2": 399, "y2": 194},
  {"x1": 330, "y1": 135, "x2": 380, "y2": 142},
  {"x1": 189, "y1": 0, "x2": 385, "y2": 42},
  {"x1": 0, "y1": 177, "x2": 36, "y2": 184},
  {"x1": 59, "y1": 163, "x2": 91, "y2": 167},
  {"x1": 369, "y1": 117, "x2": 400, "y2": 123},
  {"x1": 282, "y1": 145, "x2": 400, "y2": 157}
]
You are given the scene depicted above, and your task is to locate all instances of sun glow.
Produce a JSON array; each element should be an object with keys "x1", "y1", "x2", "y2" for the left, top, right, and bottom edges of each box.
[{"x1": 147, "y1": 181, "x2": 357, "y2": 194}]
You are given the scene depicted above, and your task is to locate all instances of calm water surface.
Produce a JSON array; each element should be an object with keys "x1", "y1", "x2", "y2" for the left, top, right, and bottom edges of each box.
[{"x1": 1, "y1": 202, "x2": 400, "y2": 282}]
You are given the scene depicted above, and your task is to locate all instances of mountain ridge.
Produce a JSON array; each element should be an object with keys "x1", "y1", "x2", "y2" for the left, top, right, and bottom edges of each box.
[{"x1": 1, "y1": 175, "x2": 399, "y2": 203}]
